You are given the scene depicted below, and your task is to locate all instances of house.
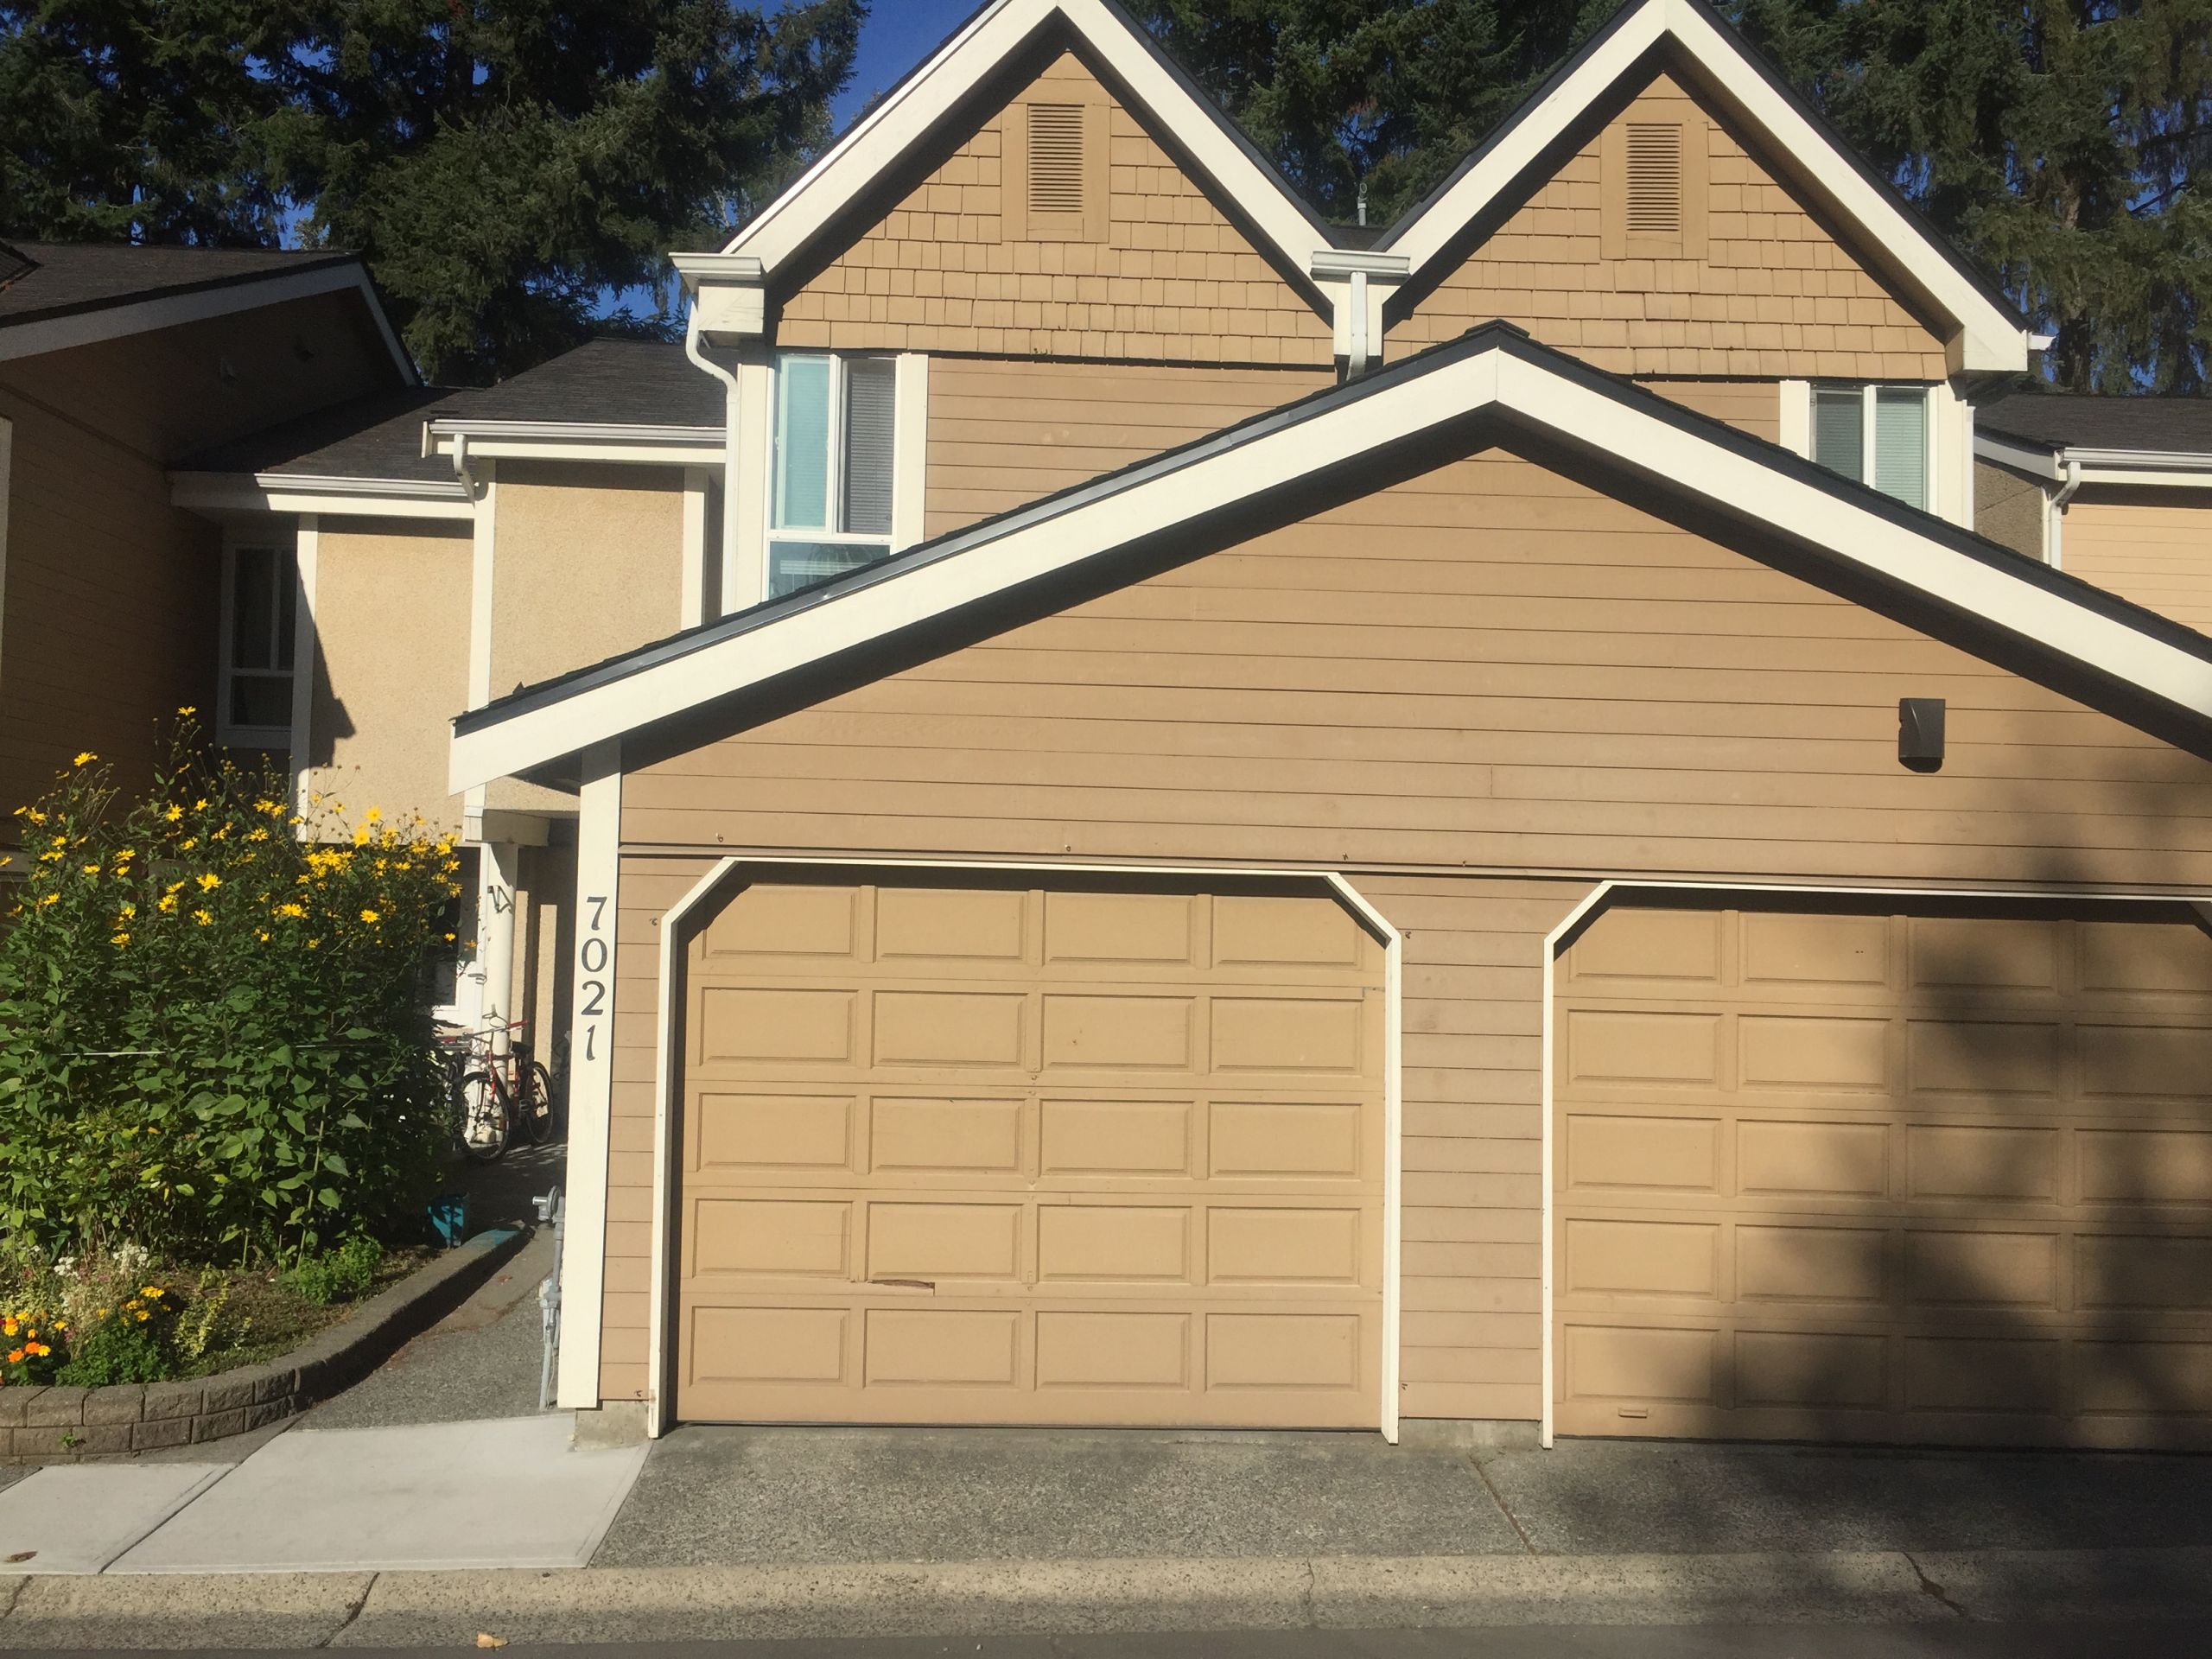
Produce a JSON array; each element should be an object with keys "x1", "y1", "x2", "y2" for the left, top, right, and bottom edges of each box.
[
  {"x1": 0, "y1": 238, "x2": 414, "y2": 859},
  {"x1": 11, "y1": 0, "x2": 2210, "y2": 1453},
  {"x1": 434, "y1": 0, "x2": 2212, "y2": 1454},
  {"x1": 1975, "y1": 395, "x2": 2212, "y2": 632}
]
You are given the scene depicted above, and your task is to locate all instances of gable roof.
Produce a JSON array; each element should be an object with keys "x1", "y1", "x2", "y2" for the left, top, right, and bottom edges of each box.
[
  {"x1": 1372, "y1": 0, "x2": 2029, "y2": 372},
  {"x1": 0, "y1": 240, "x2": 415, "y2": 379},
  {"x1": 450, "y1": 324, "x2": 2212, "y2": 793},
  {"x1": 698, "y1": 0, "x2": 2030, "y2": 374},
  {"x1": 716, "y1": 0, "x2": 1336, "y2": 312}
]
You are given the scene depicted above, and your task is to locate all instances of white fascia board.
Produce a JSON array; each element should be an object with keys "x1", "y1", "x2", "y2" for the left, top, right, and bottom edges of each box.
[
  {"x1": 1973, "y1": 432, "x2": 2064, "y2": 482},
  {"x1": 722, "y1": 0, "x2": 1330, "y2": 318},
  {"x1": 169, "y1": 471, "x2": 475, "y2": 520},
  {"x1": 1387, "y1": 0, "x2": 2027, "y2": 373},
  {"x1": 1494, "y1": 351, "x2": 2212, "y2": 715},
  {"x1": 451, "y1": 336, "x2": 2212, "y2": 794},
  {"x1": 426, "y1": 421, "x2": 725, "y2": 467},
  {"x1": 0, "y1": 264, "x2": 417, "y2": 384},
  {"x1": 449, "y1": 352, "x2": 1503, "y2": 790}
]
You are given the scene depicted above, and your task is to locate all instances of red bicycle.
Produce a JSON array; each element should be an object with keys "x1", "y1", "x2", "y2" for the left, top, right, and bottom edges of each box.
[{"x1": 437, "y1": 1019, "x2": 556, "y2": 1164}]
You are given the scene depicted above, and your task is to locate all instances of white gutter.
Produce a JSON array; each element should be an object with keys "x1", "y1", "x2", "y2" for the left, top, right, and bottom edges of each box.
[{"x1": 424, "y1": 418, "x2": 724, "y2": 448}]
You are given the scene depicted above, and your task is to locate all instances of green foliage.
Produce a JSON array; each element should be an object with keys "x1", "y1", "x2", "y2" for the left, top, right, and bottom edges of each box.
[
  {"x1": 0, "y1": 0, "x2": 865, "y2": 382},
  {"x1": 282, "y1": 1233, "x2": 384, "y2": 1306},
  {"x1": 54, "y1": 1294, "x2": 176, "y2": 1387},
  {"x1": 0, "y1": 716, "x2": 461, "y2": 1262},
  {"x1": 1734, "y1": 0, "x2": 2212, "y2": 391}
]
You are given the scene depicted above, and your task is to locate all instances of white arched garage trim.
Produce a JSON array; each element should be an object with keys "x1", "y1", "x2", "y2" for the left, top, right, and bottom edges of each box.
[
  {"x1": 642, "y1": 855, "x2": 1406, "y2": 1442},
  {"x1": 1538, "y1": 876, "x2": 2210, "y2": 1450}
]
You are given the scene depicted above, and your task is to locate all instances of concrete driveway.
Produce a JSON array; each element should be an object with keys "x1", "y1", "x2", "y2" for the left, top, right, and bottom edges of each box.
[{"x1": 592, "y1": 1424, "x2": 2212, "y2": 1567}]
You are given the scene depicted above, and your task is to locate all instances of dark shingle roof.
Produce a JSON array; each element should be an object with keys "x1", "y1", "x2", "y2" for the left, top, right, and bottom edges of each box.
[
  {"x1": 0, "y1": 241, "x2": 359, "y2": 325},
  {"x1": 175, "y1": 339, "x2": 717, "y2": 481},
  {"x1": 451, "y1": 338, "x2": 719, "y2": 426},
  {"x1": 1979, "y1": 392, "x2": 2212, "y2": 456}
]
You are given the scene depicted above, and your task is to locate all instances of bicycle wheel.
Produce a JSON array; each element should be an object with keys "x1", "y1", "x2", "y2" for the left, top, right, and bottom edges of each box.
[
  {"x1": 456, "y1": 1069, "x2": 511, "y2": 1163},
  {"x1": 512, "y1": 1060, "x2": 556, "y2": 1145}
]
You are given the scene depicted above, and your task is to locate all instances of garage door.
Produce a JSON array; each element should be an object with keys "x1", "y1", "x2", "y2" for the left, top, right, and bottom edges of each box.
[
  {"x1": 675, "y1": 874, "x2": 1387, "y2": 1427},
  {"x1": 1554, "y1": 903, "x2": 2212, "y2": 1449}
]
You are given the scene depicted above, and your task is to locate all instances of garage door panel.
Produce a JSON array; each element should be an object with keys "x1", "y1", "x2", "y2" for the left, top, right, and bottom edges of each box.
[
  {"x1": 1563, "y1": 1114, "x2": 1721, "y2": 1194},
  {"x1": 695, "y1": 1090, "x2": 855, "y2": 1172},
  {"x1": 869, "y1": 1096, "x2": 1024, "y2": 1174},
  {"x1": 677, "y1": 879, "x2": 1384, "y2": 1428},
  {"x1": 1738, "y1": 1119, "x2": 1889, "y2": 1199},
  {"x1": 1557, "y1": 905, "x2": 2212, "y2": 1449}
]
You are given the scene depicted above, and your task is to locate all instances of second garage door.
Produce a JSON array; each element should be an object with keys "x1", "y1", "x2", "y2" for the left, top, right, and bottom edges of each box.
[
  {"x1": 674, "y1": 874, "x2": 1387, "y2": 1427},
  {"x1": 1554, "y1": 902, "x2": 2212, "y2": 1449}
]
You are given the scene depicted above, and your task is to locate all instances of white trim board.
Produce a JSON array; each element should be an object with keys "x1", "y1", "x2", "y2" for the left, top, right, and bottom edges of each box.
[
  {"x1": 1974, "y1": 431, "x2": 2212, "y2": 491},
  {"x1": 556, "y1": 741, "x2": 623, "y2": 1410},
  {"x1": 1535, "y1": 874, "x2": 2212, "y2": 1449},
  {"x1": 1375, "y1": 0, "x2": 2029, "y2": 373},
  {"x1": 171, "y1": 471, "x2": 475, "y2": 522},
  {"x1": 450, "y1": 327, "x2": 2212, "y2": 793},
  {"x1": 0, "y1": 263, "x2": 416, "y2": 384},
  {"x1": 715, "y1": 0, "x2": 1331, "y2": 318},
  {"x1": 636, "y1": 855, "x2": 1401, "y2": 1442}
]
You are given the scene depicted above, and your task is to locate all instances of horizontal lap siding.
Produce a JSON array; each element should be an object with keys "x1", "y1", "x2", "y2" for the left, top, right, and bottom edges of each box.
[
  {"x1": 925, "y1": 358, "x2": 1332, "y2": 537},
  {"x1": 779, "y1": 52, "x2": 1332, "y2": 366},
  {"x1": 1390, "y1": 76, "x2": 1946, "y2": 380},
  {"x1": 2061, "y1": 493, "x2": 2212, "y2": 635},
  {"x1": 604, "y1": 445, "x2": 2212, "y2": 1420},
  {"x1": 600, "y1": 852, "x2": 719, "y2": 1401}
]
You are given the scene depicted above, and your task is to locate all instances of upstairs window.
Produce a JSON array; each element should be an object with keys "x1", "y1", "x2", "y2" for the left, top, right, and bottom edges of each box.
[
  {"x1": 1812, "y1": 384, "x2": 1931, "y2": 512},
  {"x1": 769, "y1": 353, "x2": 898, "y2": 599},
  {"x1": 219, "y1": 541, "x2": 296, "y2": 747}
]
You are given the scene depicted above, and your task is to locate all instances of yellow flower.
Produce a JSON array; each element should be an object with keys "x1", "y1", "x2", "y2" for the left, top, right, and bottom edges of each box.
[
  {"x1": 197, "y1": 872, "x2": 221, "y2": 891},
  {"x1": 111, "y1": 931, "x2": 130, "y2": 947},
  {"x1": 353, "y1": 826, "x2": 371, "y2": 848},
  {"x1": 36, "y1": 892, "x2": 58, "y2": 908},
  {"x1": 180, "y1": 837, "x2": 198, "y2": 852},
  {"x1": 117, "y1": 902, "x2": 136, "y2": 918},
  {"x1": 27, "y1": 1342, "x2": 48, "y2": 1358},
  {"x1": 167, "y1": 879, "x2": 188, "y2": 894},
  {"x1": 274, "y1": 902, "x2": 306, "y2": 919},
  {"x1": 157, "y1": 893, "x2": 177, "y2": 913},
  {"x1": 73, "y1": 751, "x2": 95, "y2": 766},
  {"x1": 193, "y1": 798, "x2": 208, "y2": 811},
  {"x1": 164, "y1": 805, "x2": 184, "y2": 823},
  {"x1": 81, "y1": 863, "x2": 101, "y2": 876},
  {"x1": 177, "y1": 704, "x2": 198, "y2": 716},
  {"x1": 3, "y1": 1319, "x2": 16, "y2": 1337},
  {"x1": 444, "y1": 931, "x2": 457, "y2": 943},
  {"x1": 258, "y1": 930, "x2": 271, "y2": 942},
  {"x1": 248, "y1": 827, "x2": 270, "y2": 842},
  {"x1": 193, "y1": 909, "x2": 213, "y2": 926},
  {"x1": 24, "y1": 809, "x2": 44, "y2": 826},
  {"x1": 141, "y1": 1287, "x2": 162, "y2": 1299},
  {"x1": 359, "y1": 908, "x2": 381, "y2": 925},
  {"x1": 364, "y1": 806, "x2": 382, "y2": 823},
  {"x1": 307, "y1": 938, "x2": 321, "y2": 950}
]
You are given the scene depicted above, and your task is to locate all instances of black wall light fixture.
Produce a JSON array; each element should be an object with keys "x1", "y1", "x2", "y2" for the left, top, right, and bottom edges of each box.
[{"x1": 1898, "y1": 697, "x2": 1945, "y2": 772}]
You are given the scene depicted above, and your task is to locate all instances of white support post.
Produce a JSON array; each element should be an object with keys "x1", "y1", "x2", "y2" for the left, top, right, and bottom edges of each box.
[
  {"x1": 289, "y1": 516, "x2": 319, "y2": 812},
  {"x1": 478, "y1": 840, "x2": 520, "y2": 1054},
  {"x1": 556, "y1": 740, "x2": 622, "y2": 1409}
]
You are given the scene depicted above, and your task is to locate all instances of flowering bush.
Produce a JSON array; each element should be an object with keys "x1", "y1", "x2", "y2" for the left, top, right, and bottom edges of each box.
[
  {"x1": 3, "y1": 1242, "x2": 181, "y2": 1385},
  {"x1": 0, "y1": 715, "x2": 461, "y2": 1261}
]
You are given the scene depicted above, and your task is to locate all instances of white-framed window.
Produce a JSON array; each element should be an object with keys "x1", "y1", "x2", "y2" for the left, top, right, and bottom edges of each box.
[
  {"x1": 767, "y1": 352, "x2": 899, "y2": 598},
  {"x1": 1809, "y1": 383, "x2": 1933, "y2": 512},
  {"x1": 218, "y1": 538, "x2": 297, "y2": 747}
]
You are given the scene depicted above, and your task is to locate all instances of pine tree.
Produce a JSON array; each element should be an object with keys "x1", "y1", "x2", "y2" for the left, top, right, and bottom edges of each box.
[
  {"x1": 0, "y1": 0, "x2": 863, "y2": 383},
  {"x1": 1736, "y1": 0, "x2": 2212, "y2": 392}
]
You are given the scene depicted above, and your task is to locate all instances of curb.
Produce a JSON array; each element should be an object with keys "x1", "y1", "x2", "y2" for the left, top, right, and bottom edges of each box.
[
  {"x1": 0, "y1": 1228, "x2": 530, "y2": 1465},
  {"x1": 1, "y1": 1547, "x2": 2209, "y2": 1649}
]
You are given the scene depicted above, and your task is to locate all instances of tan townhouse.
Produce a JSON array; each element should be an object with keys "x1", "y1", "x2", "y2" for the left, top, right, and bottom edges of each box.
[{"x1": 13, "y1": 0, "x2": 2212, "y2": 1456}]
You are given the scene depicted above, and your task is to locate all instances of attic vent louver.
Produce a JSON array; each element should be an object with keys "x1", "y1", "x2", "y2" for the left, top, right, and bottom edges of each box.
[
  {"x1": 1624, "y1": 124, "x2": 1682, "y2": 235},
  {"x1": 1027, "y1": 104, "x2": 1086, "y2": 215}
]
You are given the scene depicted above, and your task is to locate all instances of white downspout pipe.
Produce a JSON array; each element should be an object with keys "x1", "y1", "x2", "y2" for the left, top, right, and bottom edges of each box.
[
  {"x1": 2050, "y1": 454, "x2": 2083, "y2": 569},
  {"x1": 684, "y1": 304, "x2": 742, "y2": 610}
]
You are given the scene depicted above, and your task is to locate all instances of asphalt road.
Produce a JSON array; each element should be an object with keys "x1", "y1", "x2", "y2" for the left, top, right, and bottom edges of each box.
[{"x1": 9, "y1": 1624, "x2": 2203, "y2": 1658}]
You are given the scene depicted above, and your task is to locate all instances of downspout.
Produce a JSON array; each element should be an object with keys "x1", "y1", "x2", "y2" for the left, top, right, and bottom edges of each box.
[
  {"x1": 684, "y1": 303, "x2": 742, "y2": 602},
  {"x1": 1347, "y1": 270, "x2": 1370, "y2": 379},
  {"x1": 2049, "y1": 454, "x2": 2083, "y2": 569}
]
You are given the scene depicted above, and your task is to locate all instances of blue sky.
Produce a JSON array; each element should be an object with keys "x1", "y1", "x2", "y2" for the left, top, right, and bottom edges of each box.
[{"x1": 834, "y1": 2, "x2": 979, "y2": 127}]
